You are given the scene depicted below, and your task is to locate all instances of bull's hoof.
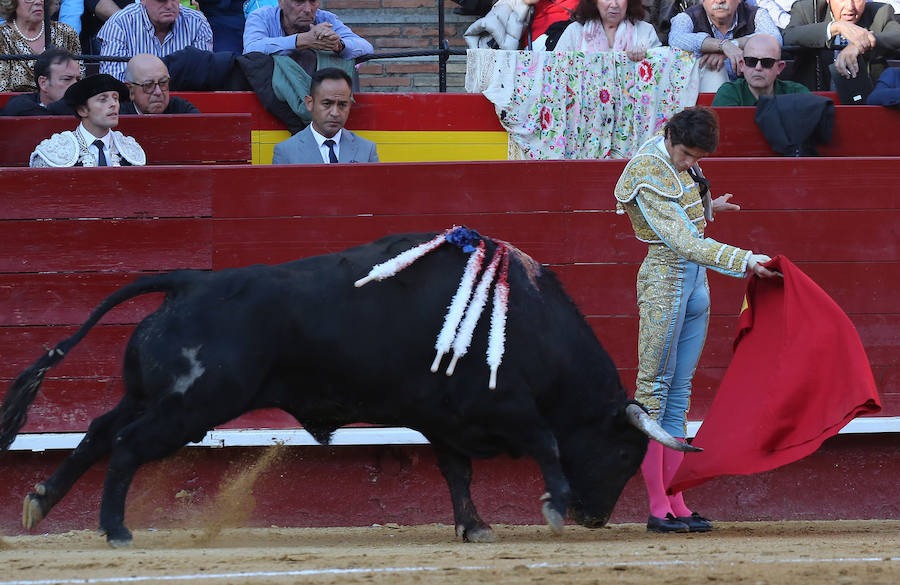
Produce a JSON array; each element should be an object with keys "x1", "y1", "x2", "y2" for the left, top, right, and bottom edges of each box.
[
  {"x1": 462, "y1": 525, "x2": 495, "y2": 543},
  {"x1": 22, "y1": 486, "x2": 50, "y2": 530},
  {"x1": 542, "y1": 501, "x2": 565, "y2": 535},
  {"x1": 104, "y1": 526, "x2": 133, "y2": 548}
]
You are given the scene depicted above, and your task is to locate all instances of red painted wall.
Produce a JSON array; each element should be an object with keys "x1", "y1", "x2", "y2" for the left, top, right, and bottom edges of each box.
[
  {"x1": 0, "y1": 152, "x2": 897, "y2": 532},
  {"x1": 1, "y1": 435, "x2": 897, "y2": 536}
]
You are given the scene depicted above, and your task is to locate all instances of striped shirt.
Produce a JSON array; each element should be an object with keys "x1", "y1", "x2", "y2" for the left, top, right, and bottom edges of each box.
[{"x1": 98, "y1": 1, "x2": 213, "y2": 81}]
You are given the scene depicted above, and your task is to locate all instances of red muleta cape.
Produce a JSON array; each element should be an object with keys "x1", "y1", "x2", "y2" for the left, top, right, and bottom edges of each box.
[{"x1": 668, "y1": 256, "x2": 881, "y2": 494}]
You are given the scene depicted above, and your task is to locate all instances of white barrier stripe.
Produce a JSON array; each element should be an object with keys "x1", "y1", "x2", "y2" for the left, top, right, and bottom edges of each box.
[
  {"x1": 8, "y1": 417, "x2": 900, "y2": 452},
  {"x1": 0, "y1": 556, "x2": 896, "y2": 585}
]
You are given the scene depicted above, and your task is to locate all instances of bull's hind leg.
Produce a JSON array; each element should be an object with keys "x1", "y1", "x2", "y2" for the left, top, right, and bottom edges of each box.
[
  {"x1": 23, "y1": 397, "x2": 141, "y2": 530},
  {"x1": 97, "y1": 392, "x2": 230, "y2": 547},
  {"x1": 429, "y1": 438, "x2": 493, "y2": 543}
]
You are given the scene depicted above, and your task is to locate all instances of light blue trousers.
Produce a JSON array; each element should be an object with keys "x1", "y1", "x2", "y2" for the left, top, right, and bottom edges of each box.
[{"x1": 635, "y1": 253, "x2": 711, "y2": 438}]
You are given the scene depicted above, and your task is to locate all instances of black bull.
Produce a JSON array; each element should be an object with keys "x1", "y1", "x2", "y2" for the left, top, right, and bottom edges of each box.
[{"x1": 0, "y1": 232, "x2": 694, "y2": 546}]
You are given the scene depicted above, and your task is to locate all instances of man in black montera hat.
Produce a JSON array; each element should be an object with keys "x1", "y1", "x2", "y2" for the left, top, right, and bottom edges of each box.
[{"x1": 30, "y1": 74, "x2": 146, "y2": 167}]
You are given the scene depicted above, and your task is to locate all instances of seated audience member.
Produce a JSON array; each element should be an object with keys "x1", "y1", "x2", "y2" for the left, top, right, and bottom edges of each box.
[
  {"x1": 0, "y1": 0, "x2": 81, "y2": 92},
  {"x1": 463, "y1": 0, "x2": 577, "y2": 50},
  {"x1": 79, "y1": 0, "x2": 132, "y2": 54},
  {"x1": 30, "y1": 74, "x2": 146, "y2": 167},
  {"x1": 553, "y1": 0, "x2": 661, "y2": 59},
  {"x1": 98, "y1": 0, "x2": 213, "y2": 81},
  {"x1": 669, "y1": 0, "x2": 782, "y2": 91},
  {"x1": 121, "y1": 53, "x2": 200, "y2": 114},
  {"x1": 2, "y1": 48, "x2": 80, "y2": 115},
  {"x1": 782, "y1": 0, "x2": 900, "y2": 90},
  {"x1": 750, "y1": 0, "x2": 799, "y2": 30},
  {"x1": 272, "y1": 67, "x2": 378, "y2": 164},
  {"x1": 197, "y1": 0, "x2": 244, "y2": 53},
  {"x1": 867, "y1": 65, "x2": 900, "y2": 105},
  {"x1": 243, "y1": 0, "x2": 372, "y2": 58},
  {"x1": 526, "y1": 0, "x2": 578, "y2": 43},
  {"x1": 463, "y1": 0, "x2": 535, "y2": 50},
  {"x1": 712, "y1": 33, "x2": 809, "y2": 104},
  {"x1": 57, "y1": 0, "x2": 83, "y2": 33}
]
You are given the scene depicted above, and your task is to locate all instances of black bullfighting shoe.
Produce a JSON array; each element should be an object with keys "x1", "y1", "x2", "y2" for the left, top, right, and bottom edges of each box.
[
  {"x1": 675, "y1": 512, "x2": 713, "y2": 533},
  {"x1": 646, "y1": 513, "x2": 690, "y2": 533}
]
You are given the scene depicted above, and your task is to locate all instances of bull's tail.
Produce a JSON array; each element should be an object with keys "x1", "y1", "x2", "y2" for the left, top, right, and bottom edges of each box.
[{"x1": 0, "y1": 272, "x2": 190, "y2": 451}]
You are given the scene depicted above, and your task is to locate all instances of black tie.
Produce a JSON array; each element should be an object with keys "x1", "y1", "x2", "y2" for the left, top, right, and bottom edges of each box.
[
  {"x1": 93, "y1": 139, "x2": 108, "y2": 167},
  {"x1": 324, "y1": 139, "x2": 338, "y2": 164}
]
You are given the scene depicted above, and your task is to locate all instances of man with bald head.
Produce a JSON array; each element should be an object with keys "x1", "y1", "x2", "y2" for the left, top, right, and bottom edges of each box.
[
  {"x1": 712, "y1": 33, "x2": 810, "y2": 105},
  {"x1": 121, "y1": 54, "x2": 199, "y2": 115}
]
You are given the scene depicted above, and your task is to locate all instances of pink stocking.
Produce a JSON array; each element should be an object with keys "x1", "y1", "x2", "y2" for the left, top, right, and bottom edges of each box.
[
  {"x1": 640, "y1": 441, "x2": 673, "y2": 518},
  {"x1": 663, "y1": 440, "x2": 692, "y2": 517}
]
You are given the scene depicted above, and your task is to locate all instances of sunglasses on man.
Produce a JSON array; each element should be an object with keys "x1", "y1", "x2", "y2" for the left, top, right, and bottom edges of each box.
[{"x1": 743, "y1": 57, "x2": 778, "y2": 69}]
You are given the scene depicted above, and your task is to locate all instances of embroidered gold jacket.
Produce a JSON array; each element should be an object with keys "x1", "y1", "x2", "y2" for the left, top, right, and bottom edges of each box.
[{"x1": 614, "y1": 136, "x2": 750, "y2": 277}]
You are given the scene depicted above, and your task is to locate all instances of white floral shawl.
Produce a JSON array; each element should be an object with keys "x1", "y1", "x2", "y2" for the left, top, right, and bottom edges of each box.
[{"x1": 465, "y1": 48, "x2": 700, "y2": 160}]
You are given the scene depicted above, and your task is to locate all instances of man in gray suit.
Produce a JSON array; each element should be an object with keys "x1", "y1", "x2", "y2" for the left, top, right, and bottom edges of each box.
[{"x1": 272, "y1": 67, "x2": 379, "y2": 164}]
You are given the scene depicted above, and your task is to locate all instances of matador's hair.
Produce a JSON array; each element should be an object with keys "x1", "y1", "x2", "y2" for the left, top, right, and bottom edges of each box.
[{"x1": 665, "y1": 106, "x2": 720, "y2": 154}]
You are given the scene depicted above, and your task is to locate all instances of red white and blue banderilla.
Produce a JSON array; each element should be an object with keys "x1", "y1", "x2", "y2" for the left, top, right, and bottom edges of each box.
[{"x1": 354, "y1": 227, "x2": 510, "y2": 389}]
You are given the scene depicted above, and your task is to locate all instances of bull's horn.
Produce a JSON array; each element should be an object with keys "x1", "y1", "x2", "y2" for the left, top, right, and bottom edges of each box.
[{"x1": 625, "y1": 404, "x2": 702, "y2": 453}]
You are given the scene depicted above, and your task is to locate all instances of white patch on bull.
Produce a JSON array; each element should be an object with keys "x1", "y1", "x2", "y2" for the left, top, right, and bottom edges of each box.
[{"x1": 173, "y1": 346, "x2": 205, "y2": 394}]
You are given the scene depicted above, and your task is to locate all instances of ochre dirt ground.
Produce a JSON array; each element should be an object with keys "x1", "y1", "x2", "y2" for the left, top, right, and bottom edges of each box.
[{"x1": 1, "y1": 521, "x2": 898, "y2": 585}]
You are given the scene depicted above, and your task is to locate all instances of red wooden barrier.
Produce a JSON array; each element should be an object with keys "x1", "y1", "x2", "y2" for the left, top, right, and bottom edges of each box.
[
  {"x1": 0, "y1": 114, "x2": 252, "y2": 166},
  {"x1": 4, "y1": 92, "x2": 896, "y2": 159},
  {"x1": 0, "y1": 158, "x2": 896, "y2": 437}
]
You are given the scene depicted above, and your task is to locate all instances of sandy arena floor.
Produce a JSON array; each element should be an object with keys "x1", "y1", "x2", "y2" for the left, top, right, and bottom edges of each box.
[{"x1": 1, "y1": 520, "x2": 898, "y2": 585}]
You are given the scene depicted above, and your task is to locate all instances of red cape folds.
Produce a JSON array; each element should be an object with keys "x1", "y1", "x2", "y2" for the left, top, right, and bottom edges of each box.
[{"x1": 668, "y1": 256, "x2": 881, "y2": 494}]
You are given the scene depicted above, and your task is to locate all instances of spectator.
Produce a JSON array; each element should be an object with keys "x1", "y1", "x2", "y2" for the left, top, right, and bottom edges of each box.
[
  {"x1": 782, "y1": 0, "x2": 900, "y2": 90},
  {"x1": 712, "y1": 33, "x2": 809, "y2": 104},
  {"x1": 0, "y1": 0, "x2": 81, "y2": 92},
  {"x1": 748, "y1": 0, "x2": 799, "y2": 30},
  {"x1": 98, "y1": 0, "x2": 213, "y2": 81},
  {"x1": 79, "y1": 0, "x2": 132, "y2": 54},
  {"x1": 243, "y1": 0, "x2": 372, "y2": 59},
  {"x1": 57, "y1": 0, "x2": 83, "y2": 33},
  {"x1": 272, "y1": 67, "x2": 378, "y2": 164},
  {"x1": 2, "y1": 48, "x2": 80, "y2": 115},
  {"x1": 121, "y1": 53, "x2": 200, "y2": 114},
  {"x1": 525, "y1": 0, "x2": 578, "y2": 43},
  {"x1": 553, "y1": 0, "x2": 661, "y2": 59},
  {"x1": 30, "y1": 73, "x2": 146, "y2": 167},
  {"x1": 669, "y1": 0, "x2": 782, "y2": 91},
  {"x1": 197, "y1": 0, "x2": 244, "y2": 52}
]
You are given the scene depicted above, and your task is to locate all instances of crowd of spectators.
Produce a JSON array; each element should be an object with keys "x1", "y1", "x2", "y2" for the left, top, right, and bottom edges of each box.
[
  {"x1": 0, "y1": 0, "x2": 370, "y2": 100},
  {"x1": 2, "y1": 0, "x2": 900, "y2": 134},
  {"x1": 468, "y1": 0, "x2": 900, "y2": 93}
]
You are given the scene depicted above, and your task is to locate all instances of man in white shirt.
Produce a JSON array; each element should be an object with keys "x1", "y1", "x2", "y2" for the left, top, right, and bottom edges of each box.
[
  {"x1": 30, "y1": 74, "x2": 146, "y2": 167},
  {"x1": 272, "y1": 67, "x2": 378, "y2": 164}
]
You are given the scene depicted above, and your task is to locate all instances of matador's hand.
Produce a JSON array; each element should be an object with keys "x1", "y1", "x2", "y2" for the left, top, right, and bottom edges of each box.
[
  {"x1": 748, "y1": 254, "x2": 781, "y2": 278},
  {"x1": 713, "y1": 193, "x2": 741, "y2": 213}
]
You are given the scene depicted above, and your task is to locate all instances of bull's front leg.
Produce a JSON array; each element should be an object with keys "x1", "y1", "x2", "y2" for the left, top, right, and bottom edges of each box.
[
  {"x1": 429, "y1": 438, "x2": 494, "y2": 543},
  {"x1": 523, "y1": 428, "x2": 570, "y2": 535}
]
